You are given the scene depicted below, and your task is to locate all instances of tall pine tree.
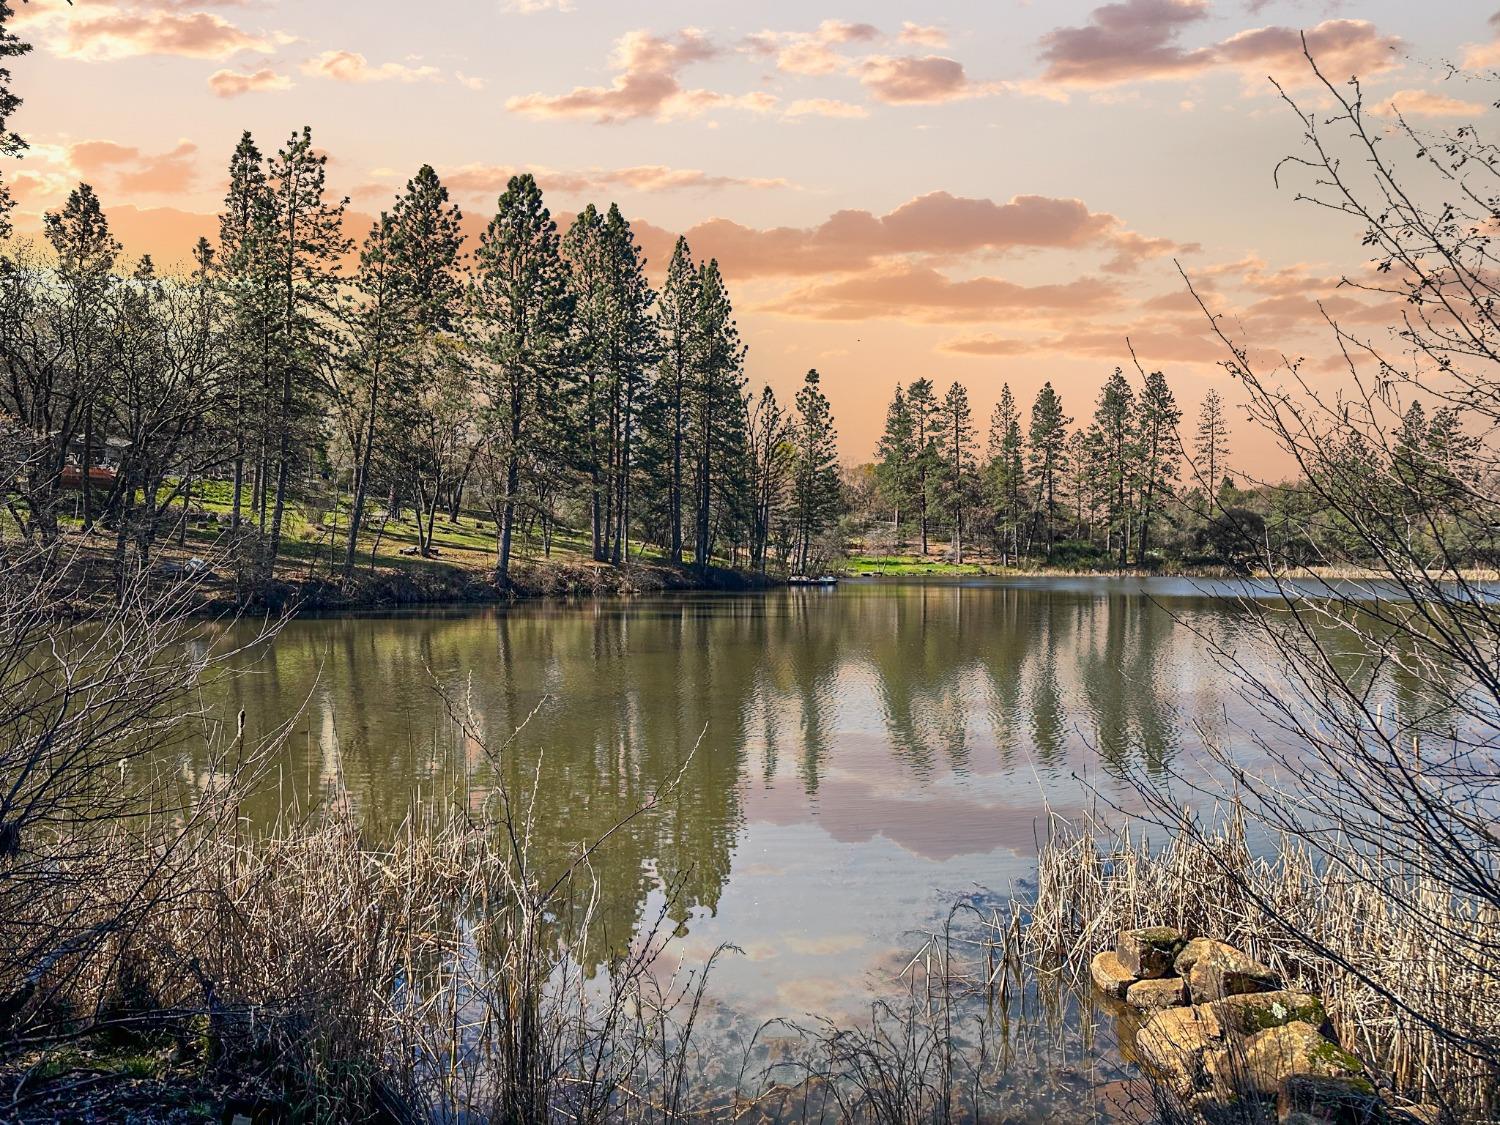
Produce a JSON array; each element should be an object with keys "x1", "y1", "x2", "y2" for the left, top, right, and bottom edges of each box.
[
  {"x1": 1028, "y1": 382, "x2": 1070, "y2": 559},
  {"x1": 791, "y1": 368, "x2": 840, "y2": 574},
  {"x1": 474, "y1": 174, "x2": 574, "y2": 581}
]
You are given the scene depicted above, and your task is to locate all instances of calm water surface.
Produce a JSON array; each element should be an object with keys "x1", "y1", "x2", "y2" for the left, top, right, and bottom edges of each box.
[{"x1": 189, "y1": 578, "x2": 1310, "y2": 1020}]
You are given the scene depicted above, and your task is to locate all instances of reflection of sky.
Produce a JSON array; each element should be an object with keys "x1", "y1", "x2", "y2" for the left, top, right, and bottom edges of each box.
[{"x1": 192, "y1": 579, "x2": 1399, "y2": 1022}]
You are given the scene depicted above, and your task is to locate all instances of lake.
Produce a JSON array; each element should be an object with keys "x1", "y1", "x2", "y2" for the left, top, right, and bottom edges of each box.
[{"x1": 187, "y1": 577, "x2": 1323, "y2": 1024}]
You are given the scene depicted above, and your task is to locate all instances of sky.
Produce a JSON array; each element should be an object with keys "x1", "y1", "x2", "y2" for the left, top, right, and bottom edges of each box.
[{"x1": 6, "y1": 0, "x2": 1499, "y2": 472}]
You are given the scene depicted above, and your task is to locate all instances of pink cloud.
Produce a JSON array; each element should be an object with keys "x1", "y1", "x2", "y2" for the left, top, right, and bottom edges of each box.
[
  {"x1": 899, "y1": 22, "x2": 948, "y2": 48},
  {"x1": 635, "y1": 191, "x2": 1184, "y2": 280},
  {"x1": 302, "y1": 50, "x2": 440, "y2": 84},
  {"x1": 208, "y1": 66, "x2": 292, "y2": 97},
  {"x1": 368, "y1": 162, "x2": 792, "y2": 202},
  {"x1": 1378, "y1": 88, "x2": 1486, "y2": 118},
  {"x1": 16, "y1": 2, "x2": 281, "y2": 62},
  {"x1": 783, "y1": 98, "x2": 869, "y2": 119},
  {"x1": 761, "y1": 263, "x2": 1121, "y2": 323},
  {"x1": 1038, "y1": 2, "x2": 1400, "y2": 87},
  {"x1": 506, "y1": 28, "x2": 771, "y2": 123},
  {"x1": 856, "y1": 54, "x2": 983, "y2": 104},
  {"x1": 68, "y1": 139, "x2": 199, "y2": 195}
]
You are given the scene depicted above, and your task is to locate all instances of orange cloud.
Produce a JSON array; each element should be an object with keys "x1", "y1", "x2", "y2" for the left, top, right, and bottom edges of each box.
[
  {"x1": 209, "y1": 66, "x2": 292, "y2": 97},
  {"x1": 1379, "y1": 88, "x2": 1486, "y2": 118},
  {"x1": 761, "y1": 264, "x2": 1121, "y2": 323},
  {"x1": 506, "y1": 28, "x2": 771, "y2": 123},
  {"x1": 362, "y1": 163, "x2": 792, "y2": 202},
  {"x1": 1038, "y1": 1, "x2": 1400, "y2": 88},
  {"x1": 899, "y1": 23, "x2": 948, "y2": 49},
  {"x1": 743, "y1": 20, "x2": 880, "y2": 77},
  {"x1": 302, "y1": 50, "x2": 440, "y2": 84},
  {"x1": 1462, "y1": 15, "x2": 1500, "y2": 71},
  {"x1": 938, "y1": 334, "x2": 1038, "y2": 357},
  {"x1": 16, "y1": 2, "x2": 281, "y2": 62},
  {"x1": 855, "y1": 54, "x2": 985, "y2": 104},
  {"x1": 941, "y1": 320, "x2": 1226, "y2": 364},
  {"x1": 642, "y1": 191, "x2": 1180, "y2": 279},
  {"x1": 68, "y1": 139, "x2": 199, "y2": 195}
]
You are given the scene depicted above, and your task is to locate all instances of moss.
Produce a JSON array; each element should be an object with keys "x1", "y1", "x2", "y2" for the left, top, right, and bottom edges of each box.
[
  {"x1": 1135, "y1": 926, "x2": 1186, "y2": 949},
  {"x1": 1308, "y1": 1038, "x2": 1372, "y2": 1085},
  {"x1": 1235, "y1": 995, "x2": 1327, "y2": 1031}
]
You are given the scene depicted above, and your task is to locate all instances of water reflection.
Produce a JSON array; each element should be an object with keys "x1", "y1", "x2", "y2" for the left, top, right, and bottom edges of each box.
[{"x1": 180, "y1": 578, "x2": 1391, "y2": 1016}]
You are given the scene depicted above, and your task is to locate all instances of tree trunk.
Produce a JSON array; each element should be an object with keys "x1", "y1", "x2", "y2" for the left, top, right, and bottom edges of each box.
[{"x1": 498, "y1": 453, "x2": 519, "y2": 581}]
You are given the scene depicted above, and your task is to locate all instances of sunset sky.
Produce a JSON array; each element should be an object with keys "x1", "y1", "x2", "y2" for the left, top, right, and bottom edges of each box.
[{"x1": 8, "y1": 0, "x2": 1498, "y2": 471}]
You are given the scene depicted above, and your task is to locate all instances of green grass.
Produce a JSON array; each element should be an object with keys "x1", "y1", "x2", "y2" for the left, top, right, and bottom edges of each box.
[{"x1": 842, "y1": 554, "x2": 988, "y2": 576}]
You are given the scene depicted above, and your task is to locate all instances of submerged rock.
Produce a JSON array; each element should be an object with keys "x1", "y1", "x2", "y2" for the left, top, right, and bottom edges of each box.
[
  {"x1": 1091, "y1": 950, "x2": 1138, "y2": 1000},
  {"x1": 1117, "y1": 926, "x2": 1187, "y2": 979},
  {"x1": 1126, "y1": 976, "x2": 1188, "y2": 1012}
]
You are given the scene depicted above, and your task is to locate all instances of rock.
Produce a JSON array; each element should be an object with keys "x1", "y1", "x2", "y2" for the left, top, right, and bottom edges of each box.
[
  {"x1": 1207, "y1": 990, "x2": 1327, "y2": 1036},
  {"x1": 1117, "y1": 926, "x2": 1187, "y2": 979},
  {"x1": 1091, "y1": 950, "x2": 1138, "y2": 1000},
  {"x1": 1127, "y1": 976, "x2": 1188, "y2": 1012},
  {"x1": 1174, "y1": 936, "x2": 1219, "y2": 977},
  {"x1": 1237, "y1": 1022, "x2": 1367, "y2": 1096},
  {"x1": 1278, "y1": 1072, "x2": 1384, "y2": 1124},
  {"x1": 1185, "y1": 940, "x2": 1280, "y2": 1002},
  {"x1": 1136, "y1": 1003, "x2": 1224, "y2": 1095}
]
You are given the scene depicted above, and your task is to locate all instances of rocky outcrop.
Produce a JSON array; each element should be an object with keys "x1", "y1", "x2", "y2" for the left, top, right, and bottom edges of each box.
[{"x1": 1086, "y1": 928, "x2": 1412, "y2": 1124}]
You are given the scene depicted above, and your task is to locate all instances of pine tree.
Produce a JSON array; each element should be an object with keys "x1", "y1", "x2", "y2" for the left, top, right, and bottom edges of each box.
[
  {"x1": 905, "y1": 378, "x2": 941, "y2": 556},
  {"x1": 389, "y1": 165, "x2": 468, "y2": 561},
  {"x1": 939, "y1": 381, "x2": 975, "y2": 563},
  {"x1": 1065, "y1": 428, "x2": 1092, "y2": 544},
  {"x1": 649, "y1": 236, "x2": 698, "y2": 564},
  {"x1": 1194, "y1": 387, "x2": 1230, "y2": 499},
  {"x1": 1028, "y1": 382, "x2": 1070, "y2": 559},
  {"x1": 336, "y1": 164, "x2": 466, "y2": 576},
  {"x1": 1092, "y1": 367, "x2": 1138, "y2": 566},
  {"x1": 217, "y1": 131, "x2": 271, "y2": 531},
  {"x1": 688, "y1": 259, "x2": 747, "y2": 570},
  {"x1": 564, "y1": 203, "x2": 659, "y2": 564},
  {"x1": 984, "y1": 384, "x2": 1027, "y2": 563},
  {"x1": 474, "y1": 173, "x2": 574, "y2": 581},
  {"x1": 1134, "y1": 369, "x2": 1181, "y2": 564},
  {"x1": 875, "y1": 385, "x2": 914, "y2": 545},
  {"x1": 791, "y1": 369, "x2": 840, "y2": 574},
  {"x1": 0, "y1": 2, "x2": 29, "y2": 240},
  {"x1": 747, "y1": 385, "x2": 791, "y2": 573},
  {"x1": 44, "y1": 184, "x2": 119, "y2": 534},
  {"x1": 262, "y1": 126, "x2": 349, "y2": 566}
]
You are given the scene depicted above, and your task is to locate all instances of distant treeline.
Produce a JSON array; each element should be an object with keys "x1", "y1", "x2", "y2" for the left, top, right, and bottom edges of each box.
[
  {"x1": 0, "y1": 128, "x2": 845, "y2": 589},
  {"x1": 851, "y1": 372, "x2": 1492, "y2": 572}
]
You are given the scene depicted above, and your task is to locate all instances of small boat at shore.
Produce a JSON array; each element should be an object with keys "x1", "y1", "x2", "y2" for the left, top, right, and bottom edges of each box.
[{"x1": 788, "y1": 575, "x2": 839, "y2": 586}]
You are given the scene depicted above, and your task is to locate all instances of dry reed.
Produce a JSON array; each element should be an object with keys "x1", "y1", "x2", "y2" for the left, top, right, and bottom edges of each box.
[{"x1": 1024, "y1": 808, "x2": 1499, "y2": 1120}]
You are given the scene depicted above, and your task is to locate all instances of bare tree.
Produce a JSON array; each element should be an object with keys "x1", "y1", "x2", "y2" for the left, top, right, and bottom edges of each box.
[{"x1": 1144, "y1": 41, "x2": 1500, "y2": 1106}]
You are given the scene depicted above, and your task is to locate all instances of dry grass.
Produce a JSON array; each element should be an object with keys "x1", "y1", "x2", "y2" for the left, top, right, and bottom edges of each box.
[{"x1": 1024, "y1": 808, "x2": 1500, "y2": 1120}]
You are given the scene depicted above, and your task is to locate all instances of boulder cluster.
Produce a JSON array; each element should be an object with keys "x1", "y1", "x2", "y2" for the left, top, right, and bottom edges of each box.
[{"x1": 1090, "y1": 927, "x2": 1436, "y2": 1124}]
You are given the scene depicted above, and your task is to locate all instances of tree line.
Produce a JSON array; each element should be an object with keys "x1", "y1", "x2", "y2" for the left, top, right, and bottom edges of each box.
[
  {"x1": 868, "y1": 370, "x2": 1222, "y2": 567},
  {"x1": 0, "y1": 126, "x2": 849, "y2": 593}
]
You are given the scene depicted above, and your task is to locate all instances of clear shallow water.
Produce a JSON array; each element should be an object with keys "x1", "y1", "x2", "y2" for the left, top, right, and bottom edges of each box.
[{"x1": 183, "y1": 578, "x2": 1338, "y2": 1020}]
